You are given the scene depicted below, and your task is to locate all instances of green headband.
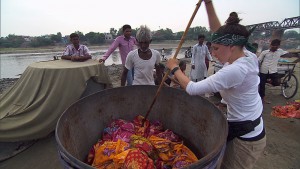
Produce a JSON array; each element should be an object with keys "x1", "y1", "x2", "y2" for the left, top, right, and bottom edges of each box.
[
  {"x1": 211, "y1": 33, "x2": 248, "y2": 46},
  {"x1": 211, "y1": 33, "x2": 257, "y2": 53}
]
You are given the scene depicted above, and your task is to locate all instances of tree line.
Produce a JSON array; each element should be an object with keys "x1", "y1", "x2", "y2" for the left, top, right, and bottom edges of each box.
[{"x1": 0, "y1": 26, "x2": 299, "y2": 49}]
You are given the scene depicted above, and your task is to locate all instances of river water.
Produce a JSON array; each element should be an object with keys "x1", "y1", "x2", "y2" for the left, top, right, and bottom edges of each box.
[{"x1": 0, "y1": 48, "x2": 187, "y2": 78}]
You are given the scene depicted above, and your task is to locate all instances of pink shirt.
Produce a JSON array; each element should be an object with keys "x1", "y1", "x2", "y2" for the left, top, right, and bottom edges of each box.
[{"x1": 103, "y1": 35, "x2": 137, "y2": 65}]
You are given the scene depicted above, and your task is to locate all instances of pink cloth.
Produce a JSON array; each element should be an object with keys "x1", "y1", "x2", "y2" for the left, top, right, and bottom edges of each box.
[
  {"x1": 102, "y1": 119, "x2": 135, "y2": 143},
  {"x1": 156, "y1": 129, "x2": 182, "y2": 142}
]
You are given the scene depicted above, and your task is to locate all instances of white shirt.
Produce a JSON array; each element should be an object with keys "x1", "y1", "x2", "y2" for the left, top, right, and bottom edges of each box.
[
  {"x1": 190, "y1": 44, "x2": 212, "y2": 80},
  {"x1": 258, "y1": 48, "x2": 288, "y2": 74},
  {"x1": 161, "y1": 49, "x2": 165, "y2": 56},
  {"x1": 125, "y1": 49, "x2": 161, "y2": 85},
  {"x1": 186, "y1": 52, "x2": 263, "y2": 138}
]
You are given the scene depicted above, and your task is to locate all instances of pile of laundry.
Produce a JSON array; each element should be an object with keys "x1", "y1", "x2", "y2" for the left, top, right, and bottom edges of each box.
[
  {"x1": 86, "y1": 115, "x2": 198, "y2": 169},
  {"x1": 271, "y1": 101, "x2": 300, "y2": 118}
]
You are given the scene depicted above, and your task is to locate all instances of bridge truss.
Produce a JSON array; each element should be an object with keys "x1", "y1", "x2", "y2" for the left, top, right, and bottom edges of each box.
[{"x1": 246, "y1": 16, "x2": 300, "y2": 33}]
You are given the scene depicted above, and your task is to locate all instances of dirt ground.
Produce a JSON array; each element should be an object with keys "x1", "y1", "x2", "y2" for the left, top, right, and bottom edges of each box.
[{"x1": 0, "y1": 44, "x2": 299, "y2": 169}]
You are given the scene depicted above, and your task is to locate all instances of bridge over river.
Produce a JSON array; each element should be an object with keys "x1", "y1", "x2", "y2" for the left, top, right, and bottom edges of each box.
[{"x1": 246, "y1": 16, "x2": 300, "y2": 40}]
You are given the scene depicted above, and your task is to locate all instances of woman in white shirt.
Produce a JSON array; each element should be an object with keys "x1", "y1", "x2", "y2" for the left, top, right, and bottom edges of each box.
[{"x1": 166, "y1": 1, "x2": 266, "y2": 169}]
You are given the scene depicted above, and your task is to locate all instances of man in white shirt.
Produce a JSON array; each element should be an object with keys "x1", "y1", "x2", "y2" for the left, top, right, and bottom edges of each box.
[
  {"x1": 190, "y1": 34, "x2": 213, "y2": 82},
  {"x1": 258, "y1": 39, "x2": 288, "y2": 103},
  {"x1": 121, "y1": 25, "x2": 162, "y2": 86}
]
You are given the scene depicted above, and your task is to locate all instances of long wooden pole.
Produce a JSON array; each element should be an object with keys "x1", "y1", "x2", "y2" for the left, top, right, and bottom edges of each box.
[{"x1": 144, "y1": 0, "x2": 203, "y2": 121}]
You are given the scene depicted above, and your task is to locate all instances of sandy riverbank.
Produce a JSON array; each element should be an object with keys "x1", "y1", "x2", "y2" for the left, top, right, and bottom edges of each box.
[
  {"x1": 1, "y1": 58, "x2": 299, "y2": 169},
  {"x1": 1, "y1": 44, "x2": 300, "y2": 168}
]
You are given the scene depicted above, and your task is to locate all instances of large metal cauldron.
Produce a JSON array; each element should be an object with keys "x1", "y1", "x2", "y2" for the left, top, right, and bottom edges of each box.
[{"x1": 56, "y1": 85, "x2": 228, "y2": 169}]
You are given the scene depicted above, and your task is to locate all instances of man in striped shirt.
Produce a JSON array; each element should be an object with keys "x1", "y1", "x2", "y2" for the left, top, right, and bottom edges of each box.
[{"x1": 62, "y1": 33, "x2": 92, "y2": 62}]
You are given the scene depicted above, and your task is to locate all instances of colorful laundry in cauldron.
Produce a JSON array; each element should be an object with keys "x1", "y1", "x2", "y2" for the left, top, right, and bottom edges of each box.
[{"x1": 86, "y1": 115, "x2": 199, "y2": 169}]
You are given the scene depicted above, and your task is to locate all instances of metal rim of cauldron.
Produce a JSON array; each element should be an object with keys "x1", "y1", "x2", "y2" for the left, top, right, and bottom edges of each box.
[
  {"x1": 55, "y1": 86, "x2": 228, "y2": 169},
  {"x1": 55, "y1": 95, "x2": 95, "y2": 169}
]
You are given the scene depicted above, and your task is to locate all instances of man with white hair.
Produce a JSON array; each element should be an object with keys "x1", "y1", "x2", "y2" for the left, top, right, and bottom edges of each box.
[{"x1": 121, "y1": 25, "x2": 162, "y2": 86}]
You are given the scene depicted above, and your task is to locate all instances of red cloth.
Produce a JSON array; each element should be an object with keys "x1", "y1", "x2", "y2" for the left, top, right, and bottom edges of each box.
[
  {"x1": 130, "y1": 135, "x2": 155, "y2": 158},
  {"x1": 124, "y1": 149, "x2": 155, "y2": 169},
  {"x1": 271, "y1": 102, "x2": 300, "y2": 118},
  {"x1": 133, "y1": 115, "x2": 150, "y2": 137}
]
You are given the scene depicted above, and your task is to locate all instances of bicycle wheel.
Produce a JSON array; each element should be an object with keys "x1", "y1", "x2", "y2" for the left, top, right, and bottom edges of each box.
[{"x1": 281, "y1": 74, "x2": 298, "y2": 99}]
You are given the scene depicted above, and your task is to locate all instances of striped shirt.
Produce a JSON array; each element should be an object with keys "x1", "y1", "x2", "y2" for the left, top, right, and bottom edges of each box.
[{"x1": 63, "y1": 44, "x2": 91, "y2": 57}]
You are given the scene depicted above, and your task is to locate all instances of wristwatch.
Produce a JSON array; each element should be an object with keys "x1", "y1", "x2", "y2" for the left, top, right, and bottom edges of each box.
[{"x1": 171, "y1": 67, "x2": 179, "y2": 75}]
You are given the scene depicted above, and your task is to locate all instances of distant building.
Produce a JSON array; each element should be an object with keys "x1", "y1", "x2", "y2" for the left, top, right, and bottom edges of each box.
[
  {"x1": 23, "y1": 36, "x2": 32, "y2": 42},
  {"x1": 62, "y1": 36, "x2": 69, "y2": 44},
  {"x1": 104, "y1": 33, "x2": 113, "y2": 42}
]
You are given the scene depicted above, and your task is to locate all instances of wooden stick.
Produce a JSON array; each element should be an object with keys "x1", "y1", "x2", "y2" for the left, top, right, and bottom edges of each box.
[{"x1": 144, "y1": 0, "x2": 204, "y2": 122}]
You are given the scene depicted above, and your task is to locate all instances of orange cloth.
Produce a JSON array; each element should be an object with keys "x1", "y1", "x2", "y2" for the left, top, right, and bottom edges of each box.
[
  {"x1": 92, "y1": 139, "x2": 130, "y2": 168},
  {"x1": 149, "y1": 135, "x2": 174, "y2": 162},
  {"x1": 172, "y1": 144, "x2": 199, "y2": 168},
  {"x1": 149, "y1": 135, "x2": 198, "y2": 168}
]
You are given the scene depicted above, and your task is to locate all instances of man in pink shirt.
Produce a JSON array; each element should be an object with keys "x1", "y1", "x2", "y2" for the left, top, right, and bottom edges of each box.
[{"x1": 99, "y1": 24, "x2": 137, "y2": 85}]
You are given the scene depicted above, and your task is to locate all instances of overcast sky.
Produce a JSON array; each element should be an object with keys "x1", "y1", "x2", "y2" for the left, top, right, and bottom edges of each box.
[{"x1": 1, "y1": 0, "x2": 299, "y2": 37}]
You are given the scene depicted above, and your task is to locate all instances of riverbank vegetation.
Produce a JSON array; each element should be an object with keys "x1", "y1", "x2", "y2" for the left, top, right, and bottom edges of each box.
[
  {"x1": 0, "y1": 26, "x2": 211, "y2": 48},
  {"x1": 1, "y1": 26, "x2": 299, "y2": 53},
  {"x1": 0, "y1": 40, "x2": 199, "y2": 54}
]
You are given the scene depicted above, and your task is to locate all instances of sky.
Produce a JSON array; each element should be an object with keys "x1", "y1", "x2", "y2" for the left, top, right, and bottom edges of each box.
[{"x1": 1, "y1": 0, "x2": 299, "y2": 37}]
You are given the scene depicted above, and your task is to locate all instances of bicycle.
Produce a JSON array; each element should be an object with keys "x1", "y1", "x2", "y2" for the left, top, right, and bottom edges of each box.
[{"x1": 277, "y1": 59, "x2": 299, "y2": 99}]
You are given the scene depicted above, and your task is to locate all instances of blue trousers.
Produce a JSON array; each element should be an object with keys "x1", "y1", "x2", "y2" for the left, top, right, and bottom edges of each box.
[{"x1": 126, "y1": 69, "x2": 134, "y2": 86}]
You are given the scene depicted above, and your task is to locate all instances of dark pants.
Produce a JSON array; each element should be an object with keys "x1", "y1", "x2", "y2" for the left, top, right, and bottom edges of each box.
[
  {"x1": 259, "y1": 72, "x2": 280, "y2": 98},
  {"x1": 205, "y1": 60, "x2": 209, "y2": 70}
]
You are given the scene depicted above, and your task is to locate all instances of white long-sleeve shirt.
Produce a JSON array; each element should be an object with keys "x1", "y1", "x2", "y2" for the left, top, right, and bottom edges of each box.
[
  {"x1": 186, "y1": 52, "x2": 263, "y2": 138},
  {"x1": 190, "y1": 44, "x2": 212, "y2": 80}
]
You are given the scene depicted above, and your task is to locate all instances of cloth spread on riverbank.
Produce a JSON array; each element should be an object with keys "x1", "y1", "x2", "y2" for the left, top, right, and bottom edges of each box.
[
  {"x1": 271, "y1": 101, "x2": 300, "y2": 118},
  {"x1": 0, "y1": 59, "x2": 112, "y2": 142}
]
